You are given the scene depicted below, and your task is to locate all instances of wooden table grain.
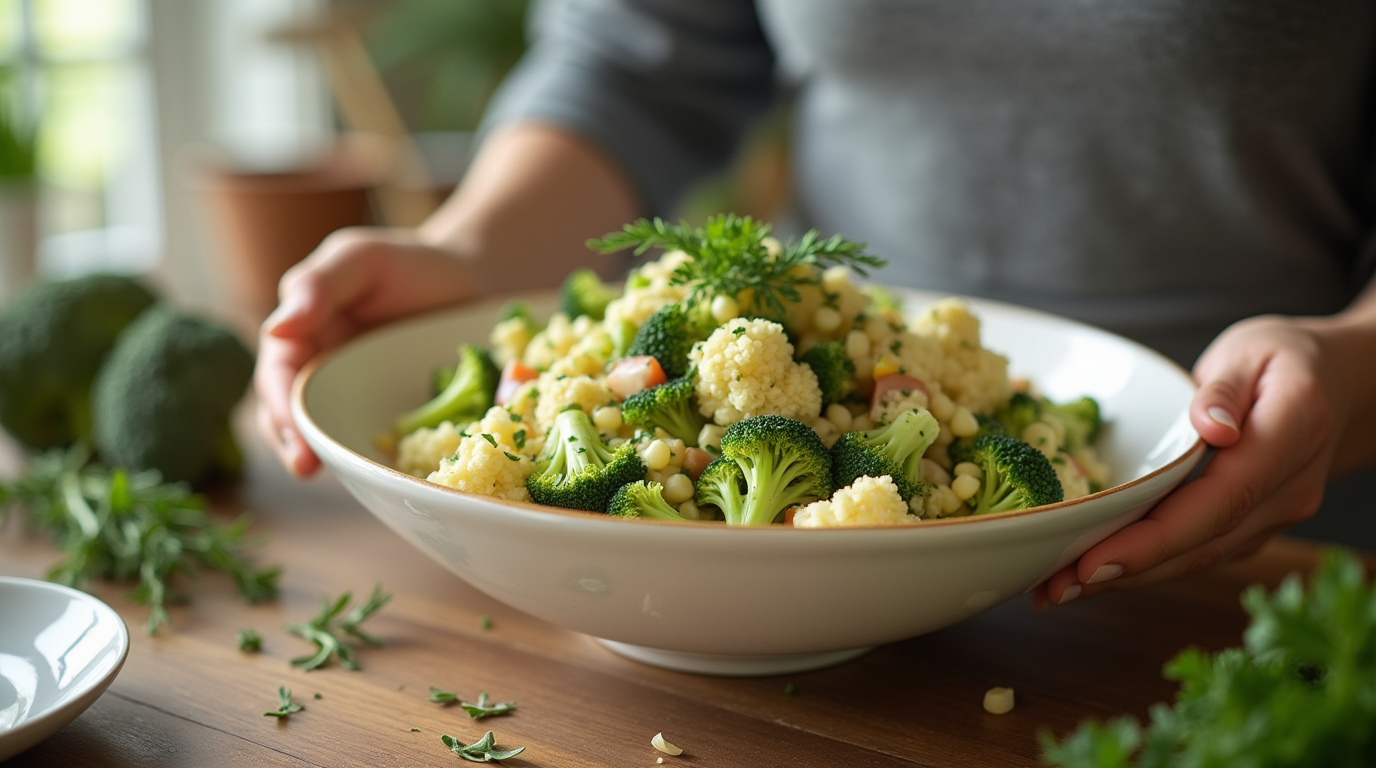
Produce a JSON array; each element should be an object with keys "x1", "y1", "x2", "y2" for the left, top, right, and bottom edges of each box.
[{"x1": 0, "y1": 430, "x2": 1358, "y2": 768}]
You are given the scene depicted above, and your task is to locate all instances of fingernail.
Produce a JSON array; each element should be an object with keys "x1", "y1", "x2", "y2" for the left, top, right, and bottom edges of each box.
[
  {"x1": 1057, "y1": 584, "x2": 1082, "y2": 605},
  {"x1": 1087, "y1": 563, "x2": 1123, "y2": 584},
  {"x1": 1207, "y1": 405, "x2": 1238, "y2": 432},
  {"x1": 264, "y1": 297, "x2": 304, "y2": 331}
]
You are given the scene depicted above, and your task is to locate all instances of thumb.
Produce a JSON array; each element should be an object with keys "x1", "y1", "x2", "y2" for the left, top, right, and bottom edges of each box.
[{"x1": 1189, "y1": 345, "x2": 1261, "y2": 449}]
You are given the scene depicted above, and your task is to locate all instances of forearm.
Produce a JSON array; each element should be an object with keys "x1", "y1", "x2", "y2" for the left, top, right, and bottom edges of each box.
[
  {"x1": 416, "y1": 122, "x2": 642, "y2": 296},
  {"x1": 1311, "y1": 279, "x2": 1376, "y2": 476}
]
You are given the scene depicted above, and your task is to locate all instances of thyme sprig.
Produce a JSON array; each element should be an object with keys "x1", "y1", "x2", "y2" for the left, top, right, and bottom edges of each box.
[{"x1": 286, "y1": 583, "x2": 391, "y2": 671}]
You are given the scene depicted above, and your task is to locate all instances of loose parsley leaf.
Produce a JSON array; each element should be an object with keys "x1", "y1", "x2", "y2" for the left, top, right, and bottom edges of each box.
[
  {"x1": 263, "y1": 686, "x2": 304, "y2": 719},
  {"x1": 587, "y1": 213, "x2": 886, "y2": 322},
  {"x1": 429, "y1": 686, "x2": 460, "y2": 705},
  {"x1": 478, "y1": 615, "x2": 493, "y2": 631},
  {"x1": 479, "y1": 433, "x2": 498, "y2": 448},
  {"x1": 461, "y1": 692, "x2": 516, "y2": 720},
  {"x1": 441, "y1": 731, "x2": 525, "y2": 762},
  {"x1": 1041, "y1": 549, "x2": 1376, "y2": 767},
  {"x1": 0, "y1": 447, "x2": 279, "y2": 635},
  {"x1": 237, "y1": 627, "x2": 262, "y2": 653},
  {"x1": 286, "y1": 583, "x2": 391, "y2": 671}
]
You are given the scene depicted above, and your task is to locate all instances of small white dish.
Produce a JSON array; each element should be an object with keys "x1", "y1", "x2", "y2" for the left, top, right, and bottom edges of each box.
[{"x1": 0, "y1": 577, "x2": 130, "y2": 762}]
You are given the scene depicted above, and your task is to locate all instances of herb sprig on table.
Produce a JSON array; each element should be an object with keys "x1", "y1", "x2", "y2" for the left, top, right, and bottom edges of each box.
[
  {"x1": 441, "y1": 731, "x2": 525, "y2": 762},
  {"x1": 287, "y1": 584, "x2": 391, "y2": 671},
  {"x1": 587, "y1": 214, "x2": 886, "y2": 322},
  {"x1": 1041, "y1": 549, "x2": 1376, "y2": 767},
  {"x1": 430, "y1": 688, "x2": 517, "y2": 720},
  {"x1": 263, "y1": 686, "x2": 305, "y2": 720},
  {"x1": 0, "y1": 447, "x2": 279, "y2": 634}
]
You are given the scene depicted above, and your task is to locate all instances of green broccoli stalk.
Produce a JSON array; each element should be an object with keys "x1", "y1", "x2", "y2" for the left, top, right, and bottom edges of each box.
[
  {"x1": 560, "y1": 268, "x2": 618, "y2": 321},
  {"x1": 620, "y1": 378, "x2": 706, "y2": 446},
  {"x1": 710, "y1": 414, "x2": 833, "y2": 526},
  {"x1": 625, "y1": 303, "x2": 699, "y2": 379},
  {"x1": 90, "y1": 306, "x2": 254, "y2": 485},
  {"x1": 606, "y1": 480, "x2": 686, "y2": 520},
  {"x1": 798, "y1": 341, "x2": 856, "y2": 406},
  {"x1": 394, "y1": 344, "x2": 500, "y2": 436},
  {"x1": 830, "y1": 408, "x2": 940, "y2": 500},
  {"x1": 0, "y1": 273, "x2": 158, "y2": 449},
  {"x1": 965, "y1": 434, "x2": 1064, "y2": 514},
  {"x1": 693, "y1": 455, "x2": 745, "y2": 522},
  {"x1": 526, "y1": 408, "x2": 646, "y2": 511}
]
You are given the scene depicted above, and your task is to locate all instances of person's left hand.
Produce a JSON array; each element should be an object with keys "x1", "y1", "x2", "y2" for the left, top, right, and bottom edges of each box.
[{"x1": 1033, "y1": 313, "x2": 1345, "y2": 607}]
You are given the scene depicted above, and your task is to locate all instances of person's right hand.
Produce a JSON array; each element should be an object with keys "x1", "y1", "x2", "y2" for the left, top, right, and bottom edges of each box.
[{"x1": 254, "y1": 227, "x2": 480, "y2": 478}]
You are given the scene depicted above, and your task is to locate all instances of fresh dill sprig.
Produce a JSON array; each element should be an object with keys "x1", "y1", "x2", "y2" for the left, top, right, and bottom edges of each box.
[
  {"x1": 0, "y1": 447, "x2": 279, "y2": 635},
  {"x1": 587, "y1": 213, "x2": 887, "y2": 321},
  {"x1": 286, "y1": 583, "x2": 391, "y2": 671}
]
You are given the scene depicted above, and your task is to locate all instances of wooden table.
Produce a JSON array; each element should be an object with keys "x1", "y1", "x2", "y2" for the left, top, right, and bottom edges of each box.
[{"x1": 0, "y1": 430, "x2": 1359, "y2": 768}]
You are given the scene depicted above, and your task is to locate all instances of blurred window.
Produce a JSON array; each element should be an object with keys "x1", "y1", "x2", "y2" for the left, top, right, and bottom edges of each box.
[{"x1": 1, "y1": 0, "x2": 160, "y2": 276}]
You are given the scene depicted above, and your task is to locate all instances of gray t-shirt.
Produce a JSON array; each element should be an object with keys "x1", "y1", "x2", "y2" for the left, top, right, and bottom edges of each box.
[{"x1": 482, "y1": 0, "x2": 1376, "y2": 366}]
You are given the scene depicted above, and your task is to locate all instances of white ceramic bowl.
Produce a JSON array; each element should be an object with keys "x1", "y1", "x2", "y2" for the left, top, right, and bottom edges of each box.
[
  {"x1": 293, "y1": 289, "x2": 1205, "y2": 675},
  {"x1": 0, "y1": 577, "x2": 130, "y2": 761}
]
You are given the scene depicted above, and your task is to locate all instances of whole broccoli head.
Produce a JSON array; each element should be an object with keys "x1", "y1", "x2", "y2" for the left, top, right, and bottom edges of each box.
[
  {"x1": 620, "y1": 377, "x2": 706, "y2": 446},
  {"x1": 526, "y1": 407, "x2": 646, "y2": 511},
  {"x1": 90, "y1": 305, "x2": 254, "y2": 484},
  {"x1": 709, "y1": 414, "x2": 833, "y2": 526},
  {"x1": 830, "y1": 407, "x2": 940, "y2": 500},
  {"x1": 798, "y1": 341, "x2": 855, "y2": 406},
  {"x1": 625, "y1": 302, "x2": 698, "y2": 379},
  {"x1": 965, "y1": 434, "x2": 1063, "y2": 514},
  {"x1": 606, "y1": 480, "x2": 685, "y2": 520},
  {"x1": 0, "y1": 274, "x2": 159, "y2": 449},
  {"x1": 394, "y1": 344, "x2": 500, "y2": 436},
  {"x1": 560, "y1": 268, "x2": 618, "y2": 321}
]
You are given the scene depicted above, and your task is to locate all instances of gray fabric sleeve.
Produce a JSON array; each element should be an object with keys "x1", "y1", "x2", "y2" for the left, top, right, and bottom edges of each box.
[{"x1": 477, "y1": 0, "x2": 777, "y2": 216}]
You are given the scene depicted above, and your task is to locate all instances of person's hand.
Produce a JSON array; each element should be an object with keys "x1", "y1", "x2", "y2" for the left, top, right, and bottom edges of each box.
[
  {"x1": 1034, "y1": 313, "x2": 1347, "y2": 607},
  {"x1": 254, "y1": 227, "x2": 479, "y2": 478}
]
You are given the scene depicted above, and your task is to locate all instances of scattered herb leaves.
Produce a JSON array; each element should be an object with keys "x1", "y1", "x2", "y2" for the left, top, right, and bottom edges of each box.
[
  {"x1": 263, "y1": 686, "x2": 304, "y2": 719},
  {"x1": 237, "y1": 628, "x2": 262, "y2": 653},
  {"x1": 462, "y1": 692, "x2": 516, "y2": 720},
  {"x1": 441, "y1": 731, "x2": 525, "y2": 762},
  {"x1": 429, "y1": 686, "x2": 460, "y2": 705},
  {"x1": 1041, "y1": 549, "x2": 1376, "y2": 767},
  {"x1": 478, "y1": 615, "x2": 493, "y2": 631},
  {"x1": 0, "y1": 447, "x2": 279, "y2": 635},
  {"x1": 286, "y1": 583, "x2": 391, "y2": 671}
]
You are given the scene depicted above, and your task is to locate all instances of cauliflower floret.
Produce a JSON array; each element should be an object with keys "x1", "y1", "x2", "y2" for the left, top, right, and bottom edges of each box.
[
  {"x1": 523, "y1": 313, "x2": 604, "y2": 372},
  {"x1": 472, "y1": 405, "x2": 543, "y2": 458},
  {"x1": 792, "y1": 475, "x2": 918, "y2": 528},
  {"x1": 533, "y1": 372, "x2": 618, "y2": 435},
  {"x1": 547, "y1": 322, "x2": 615, "y2": 378},
  {"x1": 603, "y1": 250, "x2": 692, "y2": 327},
  {"x1": 909, "y1": 298, "x2": 1013, "y2": 414},
  {"x1": 395, "y1": 421, "x2": 464, "y2": 477},
  {"x1": 490, "y1": 316, "x2": 536, "y2": 366},
  {"x1": 427, "y1": 410, "x2": 536, "y2": 502},
  {"x1": 785, "y1": 266, "x2": 869, "y2": 350},
  {"x1": 690, "y1": 318, "x2": 822, "y2": 426}
]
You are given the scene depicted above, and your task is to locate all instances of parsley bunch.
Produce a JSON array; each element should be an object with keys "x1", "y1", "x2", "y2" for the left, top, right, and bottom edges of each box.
[
  {"x1": 1041, "y1": 549, "x2": 1376, "y2": 767},
  {"x1": 587, "y1": 213, "x2": 887, "y2": 321},
  {"x1": 0, "y1": 447, "x2": 279, "y2": 634}
]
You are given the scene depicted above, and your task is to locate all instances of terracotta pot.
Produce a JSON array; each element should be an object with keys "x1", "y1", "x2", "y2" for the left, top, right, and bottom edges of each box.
[{"x1": 192, "y1": 143, "x2": 380, "y2": 335}]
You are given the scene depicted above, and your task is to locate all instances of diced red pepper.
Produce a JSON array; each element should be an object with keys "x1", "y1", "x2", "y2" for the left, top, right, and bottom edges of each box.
[{"x1": 606, "y1": 355, "x2": 668, "y2": 400}]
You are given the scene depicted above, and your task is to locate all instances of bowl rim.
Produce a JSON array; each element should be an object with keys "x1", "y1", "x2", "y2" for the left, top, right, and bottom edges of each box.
[{"x1": 291, "y1": 296, "x2": 1207, "y2": 532}]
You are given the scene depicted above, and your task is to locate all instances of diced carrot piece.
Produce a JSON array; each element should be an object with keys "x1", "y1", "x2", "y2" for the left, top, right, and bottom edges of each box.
[
  {"x1": 495, "y1": 359, "x2": 539, "y2": 406},
  {"x1": 606, "y1": 355, "x2": 668, "y2": 400}
]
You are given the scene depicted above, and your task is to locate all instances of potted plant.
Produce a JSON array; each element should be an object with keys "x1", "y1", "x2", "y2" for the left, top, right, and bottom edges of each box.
[{"x1": 0, "y1": 67, "x2": 37, "y2": 300}]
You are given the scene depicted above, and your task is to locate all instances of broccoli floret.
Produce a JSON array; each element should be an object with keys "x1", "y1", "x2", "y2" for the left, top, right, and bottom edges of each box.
[
  {"x1": 693, "y1": 455, "x2": 745, "y2": 523},
  {"x1": 948, "y1": 414, "x2": 1007, "y2": 466},
  {"x1": 830, "y1": 408, "x2": 940, "y2": 500},
  {"x1": 861, "y1": 284, "x2": 904, "y2": 316},
  {"x1": 0, "y1": 273, "x2": 158, "y2": 449},
  {"x1": 965, "y1": 434, "x2": 1063, "y2": 514},
  {"x1": 798, "y1": 341, "x2": 855, "y2": 406},
  {"x1": 625, "y1": 303, "x2": 697, "y2": 378},
  {"x1": 500, "y1": 299, "x2": 536, "y2": 324},
  {"x1": 90, "y1": 306, "x2": 254, "y2": 485},
  {"x1": 394, "y1": 344, "x2": 500, "y2": 436},
  {"x1": 607, "y1": 480, "x2": 685, "y2": 520},
  {"x1": 995, "y1": 391, "x2": 1102, "y2": 452},
  {"x1": 620, "y1": 378, "x2": 706, "y2": 446},
  {"x1": 526, "y1": 408, "x2": 646, "y2": 511},
  {"x1": 608, "y1": 318, "x2": 639, "y2": 360},
  {"x1": 707, "y1": 414, "x2": 833, "y2": 526},
  {"x1": 1046, "y1": 395, "x2": 1102, "y2": 451},
  {"x1": 560, "y1": 268, "x2": 617, "y2": 321}
]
